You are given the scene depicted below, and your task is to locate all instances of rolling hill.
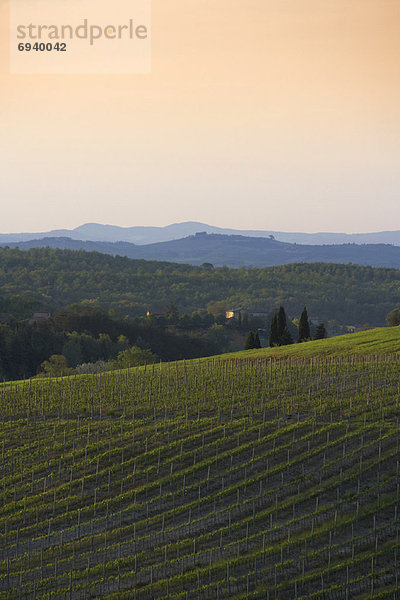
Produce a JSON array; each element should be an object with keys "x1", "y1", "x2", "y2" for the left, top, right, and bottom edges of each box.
[
  {"x1": 1, "y1": 328, "x2": 399, "y2": 599},
  {"x1": 222, "y1": 325, "x2": 400, "y2": 359},
  {"x1": 1, "y1": 221, "x2": 400, "y2": 246},
  {"x1": 2, "y1": 232, "x2": 400, "y2": 269}
]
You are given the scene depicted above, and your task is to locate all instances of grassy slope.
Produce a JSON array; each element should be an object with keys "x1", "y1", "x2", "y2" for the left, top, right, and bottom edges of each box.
[
  {"x1": 1, "y1": 327, "x2": 399, "y2": 599},
  {"x1": 218, "y1": 326, "x2": 400, "y2": 361},
  {"x1": 1, "y1": 327, "x2": 400, "y2": 390}
]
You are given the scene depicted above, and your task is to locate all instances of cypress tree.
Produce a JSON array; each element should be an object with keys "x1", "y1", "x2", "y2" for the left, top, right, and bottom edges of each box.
[
  {"x1": 298, "y1": 306, "x2": 311, "y2": 343},
  {"x1": 277, "y1": 306, "x2": 287, "y2": 338},
  {"x1": 254, "y1": 331, "x2": 261, "y2": 349},
  {"x1": 270, "y1": 306, "x2": 290, "y2": 347},
  {"x1": 314, "y1": 323, "x2": 327, "y2": 340},
  {"x1": 245, "y1": 331, "x2": 255, "y2": 350},
  {"x1": 280, "y1": 326, "x2": 293, "y2": 346},
  {"x1": 269, "y1": 314, "x2": 279, "y2": 347}
]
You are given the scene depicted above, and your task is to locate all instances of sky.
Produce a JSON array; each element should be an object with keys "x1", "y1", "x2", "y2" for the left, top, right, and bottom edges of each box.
[{"x1": 0, "y1": 0, "x2": 399, "y2": 234}]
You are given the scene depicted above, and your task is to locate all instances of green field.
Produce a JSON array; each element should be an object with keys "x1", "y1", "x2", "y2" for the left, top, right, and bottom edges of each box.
[
  {"x1": 223, "y1": 326, "x2": 400, "y2": 360},
  {"x1": 1, "y1": 328, "x2": 399, "y2": 599}
]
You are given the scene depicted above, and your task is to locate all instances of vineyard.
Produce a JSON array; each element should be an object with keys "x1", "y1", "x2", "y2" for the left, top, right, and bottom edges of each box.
[{"x1": 0, "y1": 329, "x2": 400, "y2": 599}]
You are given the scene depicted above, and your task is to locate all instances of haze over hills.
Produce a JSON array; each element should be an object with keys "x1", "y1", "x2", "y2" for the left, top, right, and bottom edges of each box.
[
  {"x1": 1, "y1": 221, "x2": 400, "y2": 246},
  {"x1": 3, "y1": 232, "x2": 400, "y2": 269}
]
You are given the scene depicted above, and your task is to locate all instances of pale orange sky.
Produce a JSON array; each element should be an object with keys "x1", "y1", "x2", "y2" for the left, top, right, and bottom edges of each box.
[{"x1": 0, "y1": 0, "x2": 399, "y2": 233}]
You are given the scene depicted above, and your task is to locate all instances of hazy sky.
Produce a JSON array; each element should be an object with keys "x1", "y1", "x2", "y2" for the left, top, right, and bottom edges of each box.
[{"x1": 1, "y1": 0, "x2": 399, "y2": 233}]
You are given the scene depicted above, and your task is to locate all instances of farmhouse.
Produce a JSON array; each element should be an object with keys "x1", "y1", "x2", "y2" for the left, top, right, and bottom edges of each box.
[
  {"x1": 146, "y1": 310, "x2": 165, "y2": 318},
  {"x1": 225, "y1": 308, "x2": 243, "y2": 320}
]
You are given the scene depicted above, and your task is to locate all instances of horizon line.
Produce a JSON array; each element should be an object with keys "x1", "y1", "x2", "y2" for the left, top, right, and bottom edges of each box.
[{"x1": 1, "y1": 221, "x2": 399, "y2": 237}]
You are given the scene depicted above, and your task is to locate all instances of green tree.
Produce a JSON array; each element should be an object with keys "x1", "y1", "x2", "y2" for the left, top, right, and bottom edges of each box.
[
  {"x1": 98, "y1": 333, "x2": 113, "y2": 359},
  {"x1": 269, "y1": 306, "x2": 289, "y2": 347},
  {"x1": 269, "y1": 313, "x2": 279, "y2": 347},
  {"x1": 205, "y1": 325, "x2": 231, "y2": 353},
  {"x1": 191, "y1": 313, "x2": 203, "y2": 329},
  {"x1": 386, "y1": 308, "x2": 400, "y2": 327},
  {"x1": 62, "y1": 333, "x2": 83, "y2": 367},
  {"x1": 277, "y1": 306, "x2": 287, "y2": 336},
  {"x1": 254, "y1": 331, "x2": 261, "y2": 349},
  {"x1": 166, "y1": 303, "x2": 179, "y2": 323},
  {"x1": 201, "y1": 263, "x2": 214, "y2": 271},
  {"x1": 298, "y1": 306, "x2": 311, "y2": 342},
  {"x1": 178, "y1": 314, "x2": 192, "y2": 329},
  {"x1": 207, "y1": 300, "x2": 227, "y2": 317},
  {"x1": 280, "y1": 326, "x2": 293, "y2": 346},
  {"x1": 244, "y1": 331, "x2": 255, "y2": 350},
  {"x1": 117, "y1": 335, "x2": 130, "y2": 351},
  {"x1": 113, "y1": 346, "x2": 158, "y2": 368},
  {"x1": 314, "y1": 323, "x2": 327, "y2": 340},
  {"x1": 40, "y1": 355, "x2": 72, "y2": 377},
  {"x1": 215, "y1": 314, "x2": 226, "y2": 325},
  {"x1": 201, "y1": 312, "x2": 215, "y2": 328}
]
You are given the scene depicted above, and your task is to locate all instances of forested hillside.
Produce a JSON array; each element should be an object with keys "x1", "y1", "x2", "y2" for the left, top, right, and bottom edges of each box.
[
  {"x1": 4, "y1": 233, "x2": 400, "y2": 268},
  {"x1": 0, "y1": 247, "x2": 399, "y2": 325}
]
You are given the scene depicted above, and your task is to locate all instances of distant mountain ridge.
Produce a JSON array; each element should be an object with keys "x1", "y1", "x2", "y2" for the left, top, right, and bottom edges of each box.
[
  {"x1": 1, "y1": 221, "x2": 400, "y2": 246},
  {"x1": 3, "y1": 233, "x2": 400, "y2": 269}
]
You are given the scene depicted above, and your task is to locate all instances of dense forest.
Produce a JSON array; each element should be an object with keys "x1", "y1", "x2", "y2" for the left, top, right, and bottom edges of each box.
[
  {"x1": 0, "y1": 303, "x2": 234, "y2": 381},
  {"x1": 0, "y1": 247, "x2": 399, "y2": 325}
]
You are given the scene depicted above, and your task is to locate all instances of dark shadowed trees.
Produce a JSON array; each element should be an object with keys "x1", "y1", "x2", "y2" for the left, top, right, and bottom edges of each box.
[
  {"x1": 245, "y1": 331, "x2": 256, "y2": 350},
  {"x1": 269, "y1": 306, "x2": 292, "y2": 346},
  {"x1": 298, "y1": 306, "x2": 311, "y2": 342},
  {"x1": 269, "y1": 313, "x2": 279, "y2": 347},
  {"x1": 245, "y1": 330, "x2": 262, "y2": 350},
  {"x1": 280, "y1": 326, "x2": 293, "y2": 346},
  {"x1": 386, "y1": 308, "x2": 400, "y2": 327},
  {"x1": 314, "y1": 323, "x2": 327, "y2": 340}
]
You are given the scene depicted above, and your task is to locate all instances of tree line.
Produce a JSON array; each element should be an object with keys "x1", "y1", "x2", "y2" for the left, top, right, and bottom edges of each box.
[
  {"x1": 244, "y1": 305, "x2": 327, "y2": 350},
  {"x1": 0, "y1": 304, "x2": 228, "y2": 381}
]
